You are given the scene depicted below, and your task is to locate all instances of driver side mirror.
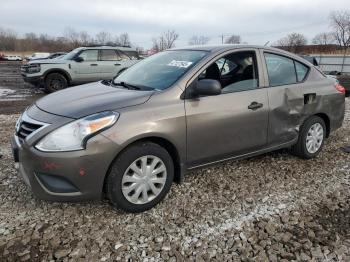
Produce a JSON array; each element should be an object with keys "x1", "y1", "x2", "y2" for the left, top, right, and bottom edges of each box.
[
  {"x1": 74, "y1": 56, "x2": 84, "y2": 62},
  {"x1": 194, "y1": 79, "x2": 222, "y2": 97}
]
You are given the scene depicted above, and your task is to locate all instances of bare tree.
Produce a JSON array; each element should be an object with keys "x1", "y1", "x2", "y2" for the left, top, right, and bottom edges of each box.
[
  {"x1": 95, "y1": 31, "x2": 112, "y2": 45},
  {"x1": 79, "y1": 31, "x2": 92, "y2": 46},
  {"x1": 152, "y1": 30, "x2": 179, "y2": 51},
  {"x1": 23, "y1": 32, "x2": 37, "y2": 51},
  {"x1": 0, "y1": 27, "x2": 17, "y2": 51},
  {"x1": 188, "y1": 35, "x2": 210, "y2": 45},
  {"x1": 330, "y1": 11, "x2": 350, "y2": 50},
  {"x1": 163, "y1": 30, "x2": 179, "y2": 49},
  {"x1": 114, "y1": 33, "x2": 132, "y2": 47},
  {"x1": 63, "y1": 27, "x2": 81, "y2": 48},
  {"x1": 119, "y1": 33, "x2": 131, "y2": 46},
  {"x1": 312, "y1": 32, "x2": 335, "y2": 45},
  {"x1": 225, "y1": 34, "x2": 241, "y2": 44},
  {"x1": 275, "y1": 32, "x2": 307, "y2": 53}
]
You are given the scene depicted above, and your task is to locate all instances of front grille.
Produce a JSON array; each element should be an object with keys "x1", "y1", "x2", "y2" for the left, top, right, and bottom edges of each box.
[
  {"x1": 17, "y1": 121, "x2": 43, "y2": 140},
  {"x1": 21, "y1": 65, "x2": 29, "y2": 73}
]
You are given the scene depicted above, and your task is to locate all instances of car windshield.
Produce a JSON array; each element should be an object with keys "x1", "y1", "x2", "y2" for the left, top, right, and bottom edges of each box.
[
  {"x1": 62, "y1": 48, "x2": 82, "y2": 60},
  {"x1": 114, "y1": 50, "x2": 208, "y2": 90}
]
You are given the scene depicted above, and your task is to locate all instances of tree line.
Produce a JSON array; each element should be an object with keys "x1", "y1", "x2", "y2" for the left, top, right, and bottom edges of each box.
[
  {"x1": 187, "y1": 10, "x2": 350, "y2": 54},
  {"x1": 0, "y1": 27, "x2": 133, "y2": 53},
  {"x1": 274, "y1": 10, "x2": 350, "y2": 53}
]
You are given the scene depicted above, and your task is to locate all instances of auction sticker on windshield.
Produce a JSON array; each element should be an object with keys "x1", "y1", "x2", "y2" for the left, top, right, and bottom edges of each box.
[{"x1": 167, "y1": 60, "x2": 193, "y2": 68}]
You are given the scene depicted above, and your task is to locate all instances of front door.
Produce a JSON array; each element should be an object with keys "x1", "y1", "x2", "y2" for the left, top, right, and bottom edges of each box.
[
  {"x1": 185, "y1": 50, "x2": 269, "y2": 167},
  {"x1": 98, "y1": 49, "x2": 124, "y2": 80},
  {"x1": 71, "y1": 49, "x2": 100, "y2": 82}
]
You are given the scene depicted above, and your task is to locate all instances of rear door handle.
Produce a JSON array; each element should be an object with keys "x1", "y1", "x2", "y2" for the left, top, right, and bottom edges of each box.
[
  {"x1": 248, "y1": 102, "x2": 263, "y2": 110},
  {"x1": 114, "y1": 63, "x2": 121, "y2": 66},
  {"x1": 90, "y1": 63, "x2": 98, "y2": 66}
]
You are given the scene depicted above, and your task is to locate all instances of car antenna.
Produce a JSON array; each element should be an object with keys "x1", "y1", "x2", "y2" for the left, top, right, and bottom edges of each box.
[{"x1": 264, "y1": 41, "x2": 270, "y2": 46}]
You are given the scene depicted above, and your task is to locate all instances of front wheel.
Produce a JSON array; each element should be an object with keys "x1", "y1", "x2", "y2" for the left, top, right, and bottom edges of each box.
[
  {"x1": 44, "y1": 73, "x2": 68, "y2": 93},
  {"x1": 291, "y1": 116, "x2": 326, "y2": 159},
  {"x1": 106, "y1": 142, "x2": 174, "y2": 213}
]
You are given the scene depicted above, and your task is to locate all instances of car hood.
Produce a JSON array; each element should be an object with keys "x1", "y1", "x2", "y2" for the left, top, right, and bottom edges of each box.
[
  {"x1": 35, "y1": 82, "x2": 154, "y2": 119},
  {"x1": 29, "y1": 58, "x2": 66, "y2": 64}
]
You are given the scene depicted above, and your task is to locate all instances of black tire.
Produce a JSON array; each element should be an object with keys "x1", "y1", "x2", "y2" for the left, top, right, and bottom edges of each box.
[
  {"x1": 44, "y1": 73, "x2": 68, "y2": 93},
  {"x1": 291, "y1": 116, "x2": 326, "y2": 159},
  {"x1": 106, "y1": 142, "x2": 174, "y2": 213}
]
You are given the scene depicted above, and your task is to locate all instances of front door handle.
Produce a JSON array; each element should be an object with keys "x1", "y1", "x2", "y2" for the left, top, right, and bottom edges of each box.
[
  {"x1": 248, "y1": 102, "x2": 263, "y2": 110},
  {"x1": 90, "y1": 63, "x2": 98, "y2": 66},
  {"x1": 114, "y1": 63, "x2": 121, "y2": 66}
]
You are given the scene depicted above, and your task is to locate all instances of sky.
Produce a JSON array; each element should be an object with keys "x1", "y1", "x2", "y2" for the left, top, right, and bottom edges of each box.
[{"x1": 1, "y1": 0, "x2": 349, "y2": 49}]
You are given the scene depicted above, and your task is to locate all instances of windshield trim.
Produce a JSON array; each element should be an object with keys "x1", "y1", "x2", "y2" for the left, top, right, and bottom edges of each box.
[{"x1": 62, "y1": 48, "x2": 83, "y2": 60}]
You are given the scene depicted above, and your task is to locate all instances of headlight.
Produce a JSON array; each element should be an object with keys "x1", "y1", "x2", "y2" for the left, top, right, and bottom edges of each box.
[
  {"x1": 35, "y1": 111, "x2": 118, "y2": 152},
  {"x1": 27, "y1": 64, "x2": 41, "y2": 73}
]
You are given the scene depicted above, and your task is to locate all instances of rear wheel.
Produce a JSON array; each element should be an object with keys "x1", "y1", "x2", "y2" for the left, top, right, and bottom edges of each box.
[
  {"x1": 44, "y1": 73, "x2": 67, "y2": 93},
  {"x1": 291, "y1": 116, "x2": 326, "y2": 159},
  {"x1": 106, "y1": 142, "x2": 174, "y2": 213}
]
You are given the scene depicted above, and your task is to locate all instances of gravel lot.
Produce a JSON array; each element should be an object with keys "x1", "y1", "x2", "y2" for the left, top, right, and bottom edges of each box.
[{"x1": 0, "y1": 66, "x2": 350, "y2": 261}]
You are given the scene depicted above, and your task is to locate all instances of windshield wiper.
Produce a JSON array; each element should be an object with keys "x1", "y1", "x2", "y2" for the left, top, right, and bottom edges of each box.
[
  {"x1": 113, "y1": 81, "x2": 154, "y2": 91},
  {"x1": 113, "y1": 81, "x2": 141, "y2": 90}
]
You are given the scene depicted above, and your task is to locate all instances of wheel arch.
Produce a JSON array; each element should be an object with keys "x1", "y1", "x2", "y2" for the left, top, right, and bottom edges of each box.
[
  {"x1": 43, "y1": 69, "x2": 72, "y2": 84},
  {"x1": 103, "y1": 136, "x2": 184, "y2": 195},
  {"x1": 314, "y1": 113, "x2": 330, "y2": 138}
]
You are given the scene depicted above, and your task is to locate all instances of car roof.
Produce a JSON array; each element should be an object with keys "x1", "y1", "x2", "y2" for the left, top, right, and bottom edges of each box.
[
  {"x1": 81, "y1": 46, "x2": 137, "y2": 51},
  {"x1": 170, "y1": 44, "x2": 309, "y2": 63},
  {"x1": 173, "y1": 44, "x2": 286, "y2": 52}
]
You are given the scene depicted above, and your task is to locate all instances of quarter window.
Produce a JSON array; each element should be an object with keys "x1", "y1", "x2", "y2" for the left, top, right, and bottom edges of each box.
[
  {"x1": 264, "y1": 53, "x2": 297, "y2": 86},
  {"x1": 117, "y1": 51, "x2": 130, "y2": 60},
  {"x1": 295, "y1": 61, "x2": 309, "y2": 82},
  {"x1": 77, "y1": 50, "x2": 98, "y2": 61},
  {"x1": 123, "y1": 51, "x2": 139, "y2": 59}
]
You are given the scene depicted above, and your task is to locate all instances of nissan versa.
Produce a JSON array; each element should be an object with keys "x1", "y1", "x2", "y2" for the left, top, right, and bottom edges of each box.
[{"x1": 11, "y1": 45, "x2": 345, "y2": 212}]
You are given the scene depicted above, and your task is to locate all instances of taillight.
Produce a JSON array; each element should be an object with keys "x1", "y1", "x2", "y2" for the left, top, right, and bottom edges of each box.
[{"x1": 335, "y1": 83, "x2": 346, "y2": 94}]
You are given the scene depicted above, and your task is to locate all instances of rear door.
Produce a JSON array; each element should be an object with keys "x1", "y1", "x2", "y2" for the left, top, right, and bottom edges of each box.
[
  {"x1": 98, "y1": 49, "x2": 124, "y2": 80},
  {"x1": 260, "y1": 50, "x2": 308, "y2": 147},
  {"x1": 185, "y1": 49, "x2": 269, "y2": 167}
]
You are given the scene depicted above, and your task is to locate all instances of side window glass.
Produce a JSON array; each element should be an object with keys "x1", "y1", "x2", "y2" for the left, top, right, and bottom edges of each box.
[
  {"x1": 295, "y1": 61, "x2": 309, "y2": 82},
  {"x1": 216, "y1": 58, "x2": 238, "y2": 76},
  {"x1": 77, "y1": 50, "x2": 98, "y2": 61},
  {"x1": 100, "y1": 50, "x2": 120, "y2": 61},
  {"x1": 117, "y1": 51, "x2": 130, "y2": 61},
  {"x1": 123, "y1": 51, "x2": 139, "y2": 60},
  {"x1": 264, "y1": 53, "x2": 297, "y2": 86},
  {"x1": 199, "y1": 51, "x2": 259, "y2": 93}
]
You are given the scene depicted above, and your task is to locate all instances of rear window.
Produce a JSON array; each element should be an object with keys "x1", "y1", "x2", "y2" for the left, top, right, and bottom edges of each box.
[
  {"x1": 264, "y1": 53, "x2": 297, "y2": 86},
  {"x1": 100, "y1": 50, "x2": 120, "y2": 61},
  {"x1": 264, "y1": 53, "x2": 310, "y2": 86}
]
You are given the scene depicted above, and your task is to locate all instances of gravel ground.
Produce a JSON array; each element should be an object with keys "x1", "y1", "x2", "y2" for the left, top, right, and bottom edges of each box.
[{"x1": 1, "y1": 99, "x2": 350, "y2": 261}]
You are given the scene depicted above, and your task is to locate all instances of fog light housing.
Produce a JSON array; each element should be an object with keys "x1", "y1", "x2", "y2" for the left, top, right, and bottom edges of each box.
[{"x1": 35, "y1": 173, "x2": 79, "y2": 193}]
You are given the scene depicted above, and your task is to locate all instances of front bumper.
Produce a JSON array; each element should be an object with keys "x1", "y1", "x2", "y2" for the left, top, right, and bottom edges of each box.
[
  {"x1": 21, "y1": 74, "x2": 44, "y2": 86},
  {"x1": 11, "y1": 131, "x2": 120, "y2": 202}
]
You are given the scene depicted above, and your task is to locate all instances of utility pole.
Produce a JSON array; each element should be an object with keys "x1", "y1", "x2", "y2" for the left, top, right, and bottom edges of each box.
[{"x1": 219, "y1": 34, "x2": 225, "y2": 44}]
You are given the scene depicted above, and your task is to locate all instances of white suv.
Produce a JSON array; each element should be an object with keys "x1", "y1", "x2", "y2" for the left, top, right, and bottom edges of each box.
[{"x1": 21, "y1": 46, "x2": 141, "y2": 93}]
